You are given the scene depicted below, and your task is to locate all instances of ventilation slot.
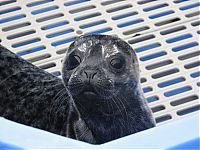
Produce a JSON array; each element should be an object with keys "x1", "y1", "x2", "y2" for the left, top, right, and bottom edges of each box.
[
  {"x1": 101, "y1": 0, "x2": 125, "y2": 6},
  {"x1": 12, "y1": 38, "x2": 41, "y2": 48},
  {"x1": 137, "y1": 0, "x2": 157, "y2": 5},
  {"x1": 143, "y1": 87, "x2": 153, "y2": 93},
  {"x1": 135, "y1": 42, "x2": 161, "y2": 53},
  {"x1": 51, "y1": 37, "x2": 76, "y2": 47},
  {"x1": 74, "y1": 12, "x2": 101, "y2": 21},
  {"x1": 41, "y1": 21, "x2": 69, "y2": 30},
  {"x1": 156, "y1": 115, "x2": 172, "y2": 123},
  {"x1": 143, "y1": 3, "x2": 168, "y2": 12},
  {"x1": 17, "y1": 46, "x2": 46, "y2": 56},
  {"x1": 0, "y1": 0, "x2": 16, "y2": 6},
  {"x1": 191, "y1": 20, "x2": 200, "y2": 26},
  {"x1": 146, "y1": 60, "x2": 173, "y2": 70},
  {"x1": 147, "y1": 96, "x2": 159, "y2": 103},
  {"x1": 0, "y1": 6, "x2": 21, "y2": 15},
  {"x1": 178, "y1": 51, "x2": 200, "y2": 60},
  {"x1": 177, "y1": 105, "x2": 200, "y2": 116},
  {"x1": 112, "y1": 11, "x2": 138, "y2": 20},
  {"x1": 185, "y1": 11, "x2": 200, "y2": 18},
  {"x1": 64, "y1": 0, "x2": 90, "y2": 7},
  {"x1": 56, "y1": 48, "x2": 67, "y2": 54},
  {"x1": 128, "y1": 34, "x2": 155, "y2": 44},
  {"x1": 86, "y1": 28, "x2": 112, "y2": 35},
  {"x1": 46, "y1": 29, "x2": 74, "y2": 38},
  {"x1": 166, "y1": 34, "x2": 192, "y2": 44},
  {"x1": 190, "y1": 71, "x2": 200, "y2": 78},
  {"x1": 7, "y1": 30, "x2": 36, "y2": 40},
  {"x1": 27, "y1": 54, "x2": 51, "y2": 63},
  {"x1": 80, "y1": 20, "x2": 106, "y2": 29},
  {"x1": 151, "y1": 105, "x2": 165, "y2": 113},
  {"x1": 172, "y1": 42, "x2": 198, "y2": 52},
  {"x1": 158, "y1": 77, "x2": 185, "y2": 88},
  {"x1": 36, "y1": 13, "x2": 64, "y2": 23},
  {"x1": 160, "y1": 26, "x2": 186, "y2": 35},
  {"x1": 39, "y1": 63, "x2": 56, "y2": 70},
  {"x1": 171, "y1": 95, "x2": 199, "y2": 106},
  {"x1": 140, "y1": 78, "x2": 147, "y2": 83},
  {"x1": 123, "y1": 26, "x2": 150, "y2": 36},
  {"x1": 152, "y1": 68, "x2": 179, "y2": 79},
  {"x1": 164, "y1": 86, "x2": 192, "y2": 97},
  {"x1": 179, "y1": 2, "x2": 200, "y2": 11},
  {"x1": 155, "y1": 18, "x2": 180, "y2": 26},
  {"x1": 117, "y1": 19, "x2": 144, "y2": 28},
  {"x1": 184, "y1": 61, "x2": 200, "y2": 69},
  {"x1": 27, "y1": 0, "x2": 54, "y2": 7},
  {"x1": 2, "y1": 22, "x2": 31, "y2": 32},
  {"x1": 106, "y1": 4, "x2": 132, "y2": 13},
  {"x1": 69, "y1": 5, "x2": 96, "y2": 14},
  {"x1": 31, "y1": 6, "x2": 59, "y2": 15},
  {"x1": 173, "y1": 0, "x2": 189, "y2": 4},
  {"x1": 0, "y1": 14, "x2": 26, "y2": 24},
  {"x1": 149, "y1": 10, "x2": 174, "y2": 19},
  {"x1": 140, "y1": 51, "x2": 167, "y2": 61}
]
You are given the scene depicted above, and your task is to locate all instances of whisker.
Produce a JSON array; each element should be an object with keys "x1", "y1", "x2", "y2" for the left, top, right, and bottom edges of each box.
[
  {"x1": 110, "y1": 97, "x2": 124, "y2": 122},
  {"x1": 115, "y1": 95, "x2": 129, "y2": 123},
  {"x1": 53, "y1": 88, "x2": 67, "y2": 99},
  {"x1": 76, "y1": 101, "x2": 87, "y2": 113}
]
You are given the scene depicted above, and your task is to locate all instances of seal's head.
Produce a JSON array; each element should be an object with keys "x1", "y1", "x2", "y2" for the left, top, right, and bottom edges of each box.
[{"x1": 62, "y1": 35, "x2": 155, "y2": 144}]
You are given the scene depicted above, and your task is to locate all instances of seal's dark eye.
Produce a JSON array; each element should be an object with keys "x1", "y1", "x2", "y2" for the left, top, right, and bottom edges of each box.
[
  {"x1": 110, "y1": 58, "x2": 124, "y2": 70},
  {"x1": 71, "y1": 55, "x2": 81, "y2": 65},
  {"x1": 67, "y1": 54, "x2": 81, "y2": 70}
]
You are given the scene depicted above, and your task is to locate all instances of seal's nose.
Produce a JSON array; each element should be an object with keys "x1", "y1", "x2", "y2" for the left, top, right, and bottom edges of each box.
[{"x1": 83, "y1": 69, "x2": 97, "y2": 84}]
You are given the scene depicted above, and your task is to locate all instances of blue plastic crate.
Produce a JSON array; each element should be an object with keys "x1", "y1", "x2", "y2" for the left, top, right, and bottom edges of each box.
[{"x1": 0, "y1": 113, "x2": 199, "y2": 149}]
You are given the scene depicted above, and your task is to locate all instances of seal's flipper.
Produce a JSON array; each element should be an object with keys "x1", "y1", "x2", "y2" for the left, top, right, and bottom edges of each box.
[{"x1": 0, "y1": 45, "x2": 70, "y2": 135}]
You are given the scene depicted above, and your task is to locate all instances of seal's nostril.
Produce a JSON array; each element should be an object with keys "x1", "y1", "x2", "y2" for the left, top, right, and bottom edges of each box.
[
  {"x1": 91, "y1": 72, "x2": 97, "y2": 79},
  {"x1": 83, "y1": 70, "x2": 97, "y2": 79},
  {"x1": 84, "y1": 71, "x2": 88, "y2": 78}
]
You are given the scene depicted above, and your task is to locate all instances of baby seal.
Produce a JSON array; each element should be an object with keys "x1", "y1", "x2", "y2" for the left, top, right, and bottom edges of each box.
[
  {"x1": 0, "y1": 35, "x2": 155, "y2": 144},
  {"x1": 62, "y1": 35, "x2": 156, "y2": 144}
]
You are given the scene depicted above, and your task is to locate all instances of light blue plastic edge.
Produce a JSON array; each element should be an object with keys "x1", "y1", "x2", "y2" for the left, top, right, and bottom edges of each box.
[{"x1": 0, "y1": 113, "x2": 199, "y2": 149}]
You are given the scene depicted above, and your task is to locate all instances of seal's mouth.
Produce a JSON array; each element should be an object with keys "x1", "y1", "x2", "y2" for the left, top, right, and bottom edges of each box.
[
  {"x1": 83, "y1": 91, "x2": 97, "y2": 96},
  {"x1": 81, "y1": 87, "x2": 98, "y2": 98}
]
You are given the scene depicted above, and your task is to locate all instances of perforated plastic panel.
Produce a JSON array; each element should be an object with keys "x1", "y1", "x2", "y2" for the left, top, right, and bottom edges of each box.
[{"x1": 0, "y1": 0, "x2": 199, "y2": 125}]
